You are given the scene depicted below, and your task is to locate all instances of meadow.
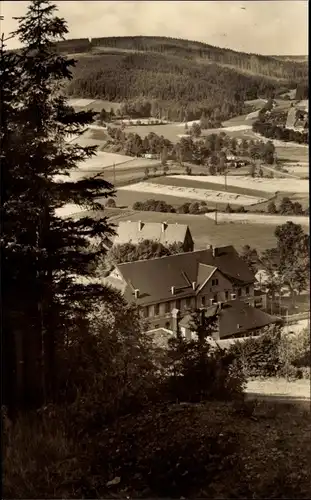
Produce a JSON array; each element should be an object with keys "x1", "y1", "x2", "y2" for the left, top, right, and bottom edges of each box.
[
  {"x1": 118, "y1": 181, "x2": 266, "y2": 205},
  {"x1": 205, "y1": 211, "x2": 309, "y2": 228},
  {"x1": 109, "y1": 209, "x2": 279, "y2": 253},
  {"x1": 172, "y1": 175, "x2": 309, "y2": 194}
]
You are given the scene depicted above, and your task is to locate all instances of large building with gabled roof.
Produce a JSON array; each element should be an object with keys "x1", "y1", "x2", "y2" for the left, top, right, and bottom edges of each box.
[{"x1": 104, "y1": 245, "x2": 270, "y2": 337}]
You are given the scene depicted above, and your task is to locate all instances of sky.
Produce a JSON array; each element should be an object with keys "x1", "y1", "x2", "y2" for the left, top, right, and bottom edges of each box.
[{"x1": 1, "y1": 0, "x2": 308, "y2": 55}]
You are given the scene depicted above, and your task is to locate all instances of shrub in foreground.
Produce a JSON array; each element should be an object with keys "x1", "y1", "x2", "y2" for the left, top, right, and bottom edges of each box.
[{"x1": 229, "y1": 326, "x2": 283, "y2": 378}]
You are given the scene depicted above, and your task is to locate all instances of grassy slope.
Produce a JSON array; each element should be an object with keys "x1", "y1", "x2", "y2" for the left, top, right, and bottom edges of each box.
[
  {"x1": 4, "y1": 399, "x2": 310, "y2": 498},
  {"x1": 108, "y1": 209, "x2": 278, "y2": 252}
]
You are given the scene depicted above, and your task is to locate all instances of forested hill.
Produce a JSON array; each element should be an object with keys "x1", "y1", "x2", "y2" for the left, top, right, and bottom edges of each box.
[
  {"x1": 58, "y1": 36, "x2": 308, "y2": 81},
  {"x1": 61, "y1": 36, "x2": 308, "y2": 122}
]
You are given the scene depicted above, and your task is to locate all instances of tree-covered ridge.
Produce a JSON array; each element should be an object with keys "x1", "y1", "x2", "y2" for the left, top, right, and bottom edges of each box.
[
  {"x1": 65, "y1": 51, "x2": 291, "y2": 123},
  {"x1": 67, "y1": 50, "x2": 282, "y2": 101},
  {"x1": 56, "y1": 35, "x2": 308, "y2": 82}
]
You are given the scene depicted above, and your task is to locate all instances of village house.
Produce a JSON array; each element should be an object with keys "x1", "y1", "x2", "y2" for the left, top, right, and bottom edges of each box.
[
  {"x1": 104, "y1": 245, "x2": 273, "y2": 339},
  {"x1": 112, "y1": 220, "x2": 194, "y2": 252}
]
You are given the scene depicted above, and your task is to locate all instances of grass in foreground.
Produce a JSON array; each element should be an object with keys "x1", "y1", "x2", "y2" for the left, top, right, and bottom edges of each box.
[{"x1": 3, "y1": 400, "x2": 311, "y2": 499}]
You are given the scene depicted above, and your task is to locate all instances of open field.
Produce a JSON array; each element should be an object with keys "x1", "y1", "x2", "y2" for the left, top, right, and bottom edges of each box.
[
  {"x1": 171, "y1": 175, "x2": 309, "y2": 194},
  {"x1": 275, "y1": 146, "x2": 309, "y2": 162},
  {"x1": 118, "y1": 181, "x2": 266, "y2": 206},
  {"x1": 283, "y1": 164, "x2": 309, "y2": 175},
  {"x1": 109, "y1": 209, "x2": 278, "y2": 252},
  {"x1": 205, "y1": 211, "x2": 309, "y2": 228},
  {"x1": 67, "y1": 98, "x2": 121, "y2": 113},
  {"x1": 152, "y1": 175, "x2": 271, "y2": 199}
]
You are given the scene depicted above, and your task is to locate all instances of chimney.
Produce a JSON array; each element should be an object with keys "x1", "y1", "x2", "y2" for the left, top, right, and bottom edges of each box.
[
  {"x1": 138, "y1": 221, "x2": 143, "y2": 231},
  {"x1": 161, "y1": 222, "x2": 167, "y2": 232},
  {"x1": 134, "y1": 289, "x2": 140, "y2": 299},
  {"x1": 171, "y1": 308, "x2": 180, "y2": 335},
  {"x1": 192, "y1": 281, "x2": 196, "y2": 290},
  {"x1": 171, "y1": 286, "x2": 175, "y2": 295}
]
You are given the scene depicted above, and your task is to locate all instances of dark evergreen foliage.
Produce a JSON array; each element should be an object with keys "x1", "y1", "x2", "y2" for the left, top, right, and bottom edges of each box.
[{"x1": 1, "y1": 0, "x2": 115, "y2": 412}]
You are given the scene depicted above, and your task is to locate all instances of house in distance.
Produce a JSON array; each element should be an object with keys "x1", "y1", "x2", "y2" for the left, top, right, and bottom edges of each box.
[{"x1": 112, "y1": 220, "x2": 194, "y2": 252}]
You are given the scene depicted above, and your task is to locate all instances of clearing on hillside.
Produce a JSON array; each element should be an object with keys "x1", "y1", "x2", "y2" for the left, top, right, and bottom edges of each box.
[
  {"x1": 118, "y1": 181, "x2": 266, "y2": 205},
  {"x1": 205, "y1": 212, "x2": 309, "y2": 228},
  {"x1": 169, "y1": 175, "x2": 309, "y2": 195},
  {"x1": 109, "y1": 209, "x2": 278, "y2": 252}
]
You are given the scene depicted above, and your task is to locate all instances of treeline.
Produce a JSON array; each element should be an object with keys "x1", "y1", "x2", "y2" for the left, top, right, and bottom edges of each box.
[
  {"x1": 66, "y1": 51, "x2": 286, "y2": 122},
  {"x1": 133, "y1": 199, "x2": 245, "y2": 215},
  {"x1": 106, "y1": 126, "x2": 276, "y2": 167},
  {"x1": 57, "y1": 36, "x2": 308, "y2": 81},
  {"x1": 267, "y1": 197, "x2": 307, "y2": 216},
  {"x1": 253, "y1": 118, "x2": 309, "y2": 144}
]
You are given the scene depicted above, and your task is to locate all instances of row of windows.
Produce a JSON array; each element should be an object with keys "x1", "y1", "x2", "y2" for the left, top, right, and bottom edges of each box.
[
  {"x1": 141, "y1": 287, "x2": 252, "y2": 318},
  {"x1": 141, "y1": 298, "x2": 194, "y2": 318}
]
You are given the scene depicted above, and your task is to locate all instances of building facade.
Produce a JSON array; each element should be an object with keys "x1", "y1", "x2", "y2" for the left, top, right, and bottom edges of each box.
[{"x1": 105, "y1": 245, "x2": 268, "y2": 336}]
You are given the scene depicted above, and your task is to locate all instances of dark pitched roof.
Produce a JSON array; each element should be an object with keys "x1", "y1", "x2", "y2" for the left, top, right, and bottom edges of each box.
[
  {"x1": 113, "y1": 221, "x2": 190, "y2": 246},
  {"x1": 115, "y1": 246, "x2": 255, "y2": 306},
  {"x1": 179, "y1": 300, "x2": 280, "y2": 339}
]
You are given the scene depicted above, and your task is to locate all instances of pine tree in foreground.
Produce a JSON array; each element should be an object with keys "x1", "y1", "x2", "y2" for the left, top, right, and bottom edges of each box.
[{"x1": 1, "y1": 0, "x2": 116, "y2": 411}]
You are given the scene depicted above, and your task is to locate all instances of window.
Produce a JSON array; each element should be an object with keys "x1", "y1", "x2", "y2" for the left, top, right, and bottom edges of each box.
[
  {"x1": 214, "y1": 294, "x2": 218, "y2": 303},
  {"x1": 186, "y1": 297, "x2": 191, "y2": 308},
  {"x1": 165, "y1": 321, "x2": 170, "y2": 329},
  {"x1": 238, "y1": 288, "x2": 242, "y2": 297},
  {"x1": 201, "y1": 296, "x2": 206, "y2": 306},
  {"x1": 212, "y1": 278, "x2": 219, "y2": 286},
  {"x1": 165, "y1": 302, "x2": 170, "y2": 314},
  {"x1": 176, "y1": 299, "x2": 181, "y2": 310},
  {"x1": 225, "y1": 291, "x2": 229, "y2": 301},
  {"x1": 154, "y1": 304, "x2": 160, "y2": 316},
  {"x1": 148, "y1": 306, "x2": 153, "y2": 317},
  {"x1": 246, "y1": 286, "x2": 250, "y2": 295}
]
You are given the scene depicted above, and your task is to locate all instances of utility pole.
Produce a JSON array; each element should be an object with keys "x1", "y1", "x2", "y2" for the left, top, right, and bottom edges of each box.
[{"x1": 215, "y1": 204, "x2": 218, "y2": 225}]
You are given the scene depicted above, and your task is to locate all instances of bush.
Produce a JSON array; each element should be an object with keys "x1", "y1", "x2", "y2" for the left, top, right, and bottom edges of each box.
[
  {"x1": 177, "y1": 202, "x2": 191, "y2": 214},
  {"x1": 229, "y1": 327, "x2": 283, "y2": 378},
  {"x1": 105, "y1": 198, "x2": 116, "y2": 208},
  {"x1": 189, "y1": 202, "x2": 201, "y2": 214},
  {"x1": 165, "y1": 336, "x2": 245, "y2": 403},
  {"x1": 132, "y1": 199, "x2": 175, "y2": 213},
  {"x1": 278, "y1": 328, "x2": 310, "y2": 378},
  {"x1": 267, "y1": 200, "x2": 277, "y2": 214},
  {"x1": 133, "y1": 201, "x2": 143, "y2": 210}
]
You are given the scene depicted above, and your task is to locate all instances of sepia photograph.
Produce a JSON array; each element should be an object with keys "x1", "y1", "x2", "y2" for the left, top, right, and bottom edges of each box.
[{"x1": 1, "y1": 0, "x2": 309, "y2": 498}]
